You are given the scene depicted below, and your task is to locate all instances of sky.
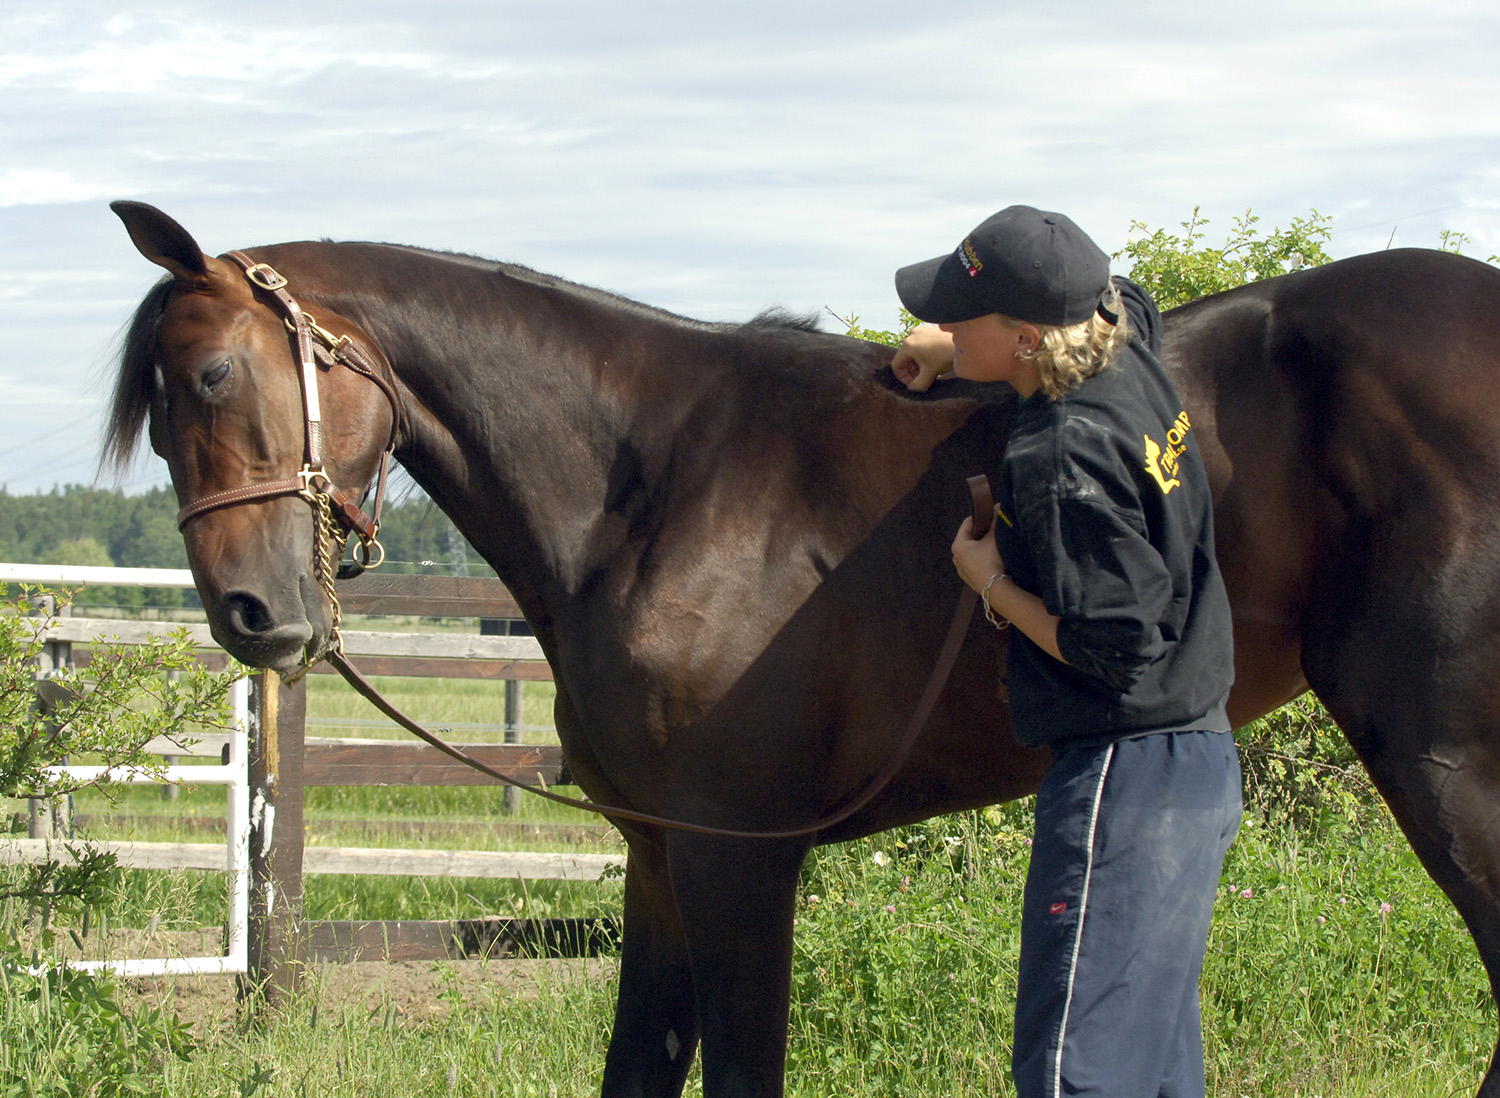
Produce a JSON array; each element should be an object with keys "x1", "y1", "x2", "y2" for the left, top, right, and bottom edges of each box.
[{"x1": 3, "y1": 0, "x2": 1499, "y2": 497}]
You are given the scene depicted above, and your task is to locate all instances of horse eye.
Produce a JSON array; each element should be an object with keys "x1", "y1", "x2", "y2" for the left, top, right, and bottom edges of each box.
[{"x1": 201, "y1": 357, "x2": 232, "y2": 394}]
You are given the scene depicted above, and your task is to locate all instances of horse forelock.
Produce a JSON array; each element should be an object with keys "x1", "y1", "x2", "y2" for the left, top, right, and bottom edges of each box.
[{"x1": 102, "y1": 276, "x2": 174, "y2": 473}]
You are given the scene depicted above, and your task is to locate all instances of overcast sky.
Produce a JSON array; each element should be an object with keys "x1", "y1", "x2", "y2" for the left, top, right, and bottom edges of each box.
[{"x1": 4, "y1": 0, "x2": 1498, "y2": 497}]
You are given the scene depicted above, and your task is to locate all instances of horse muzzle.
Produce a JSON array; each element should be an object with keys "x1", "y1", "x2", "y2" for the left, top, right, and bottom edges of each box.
[{"x1": 207, "y1": 571, "x2": 331, "y2": 676}]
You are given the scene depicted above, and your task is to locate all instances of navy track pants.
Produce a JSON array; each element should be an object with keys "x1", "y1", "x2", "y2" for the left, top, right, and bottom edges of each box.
[{"x1": 1011, "y1": 729, "x2": 1242, "y2": 1098}]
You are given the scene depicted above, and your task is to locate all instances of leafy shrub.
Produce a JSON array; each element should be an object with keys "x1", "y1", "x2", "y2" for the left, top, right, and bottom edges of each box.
[
  {"x1": 0, "y1": 585, "x2": 233, "y2": 1094},
  {"x1": 1116, "y1": 207, "x2": 1335, "y2": 309},
  {"x1": 0, "y1": 940, "x2": 197, "y2": 1097},
  {"x1": 1234, "y1": 694, "x2": 1380, "y2": 833}
]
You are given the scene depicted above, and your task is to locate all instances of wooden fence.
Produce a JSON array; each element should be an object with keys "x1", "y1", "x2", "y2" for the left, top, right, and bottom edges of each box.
[{"x1": 6, "y1": 566, "x2": 623, "y2": 1003}]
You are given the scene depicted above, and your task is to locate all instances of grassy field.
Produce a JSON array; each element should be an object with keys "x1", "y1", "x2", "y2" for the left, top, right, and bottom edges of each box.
[
  {"x1": 11, "y1": 806, "x2": 1487, "y2": 1097},
  {"x1": 6, "y1": 665, "x2": 1497, "y2": 1094}
]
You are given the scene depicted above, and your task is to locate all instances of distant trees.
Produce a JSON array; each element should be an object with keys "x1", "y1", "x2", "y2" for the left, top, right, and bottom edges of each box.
[
  {"x1": 0, "y1": 486, "x2": 190, "y2": 609},
  {"x1": 0, "y1": 486, "x2": 187, "y2": 574},
  {"x1": 0, "y1": 485, "x2": 494, "y2": 611}
]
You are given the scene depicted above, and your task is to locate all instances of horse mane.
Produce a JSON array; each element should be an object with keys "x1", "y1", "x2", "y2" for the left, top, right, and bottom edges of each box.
[
  {"x1": 390, "y1": 243, "x2": 824, "y2": 335},
  {"x1": 102, "y1": 275, "x2": 174, "y2": 472},
  {"x1": 734, "y1": 308, "x2": 824, "y2": 334},
  {"x1": 101, "y1": 242, "x2": 848, "y2": 473}
]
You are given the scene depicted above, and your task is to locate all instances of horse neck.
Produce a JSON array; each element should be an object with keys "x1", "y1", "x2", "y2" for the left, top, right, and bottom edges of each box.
[{"x1": 309, "y1": 245, "x2": 723, "y2": 623}]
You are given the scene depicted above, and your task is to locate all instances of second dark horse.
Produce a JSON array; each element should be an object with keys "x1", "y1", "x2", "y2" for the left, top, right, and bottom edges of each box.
[{"x1": 106, "y1": 201, "x2": 1500, "y2": 1096}]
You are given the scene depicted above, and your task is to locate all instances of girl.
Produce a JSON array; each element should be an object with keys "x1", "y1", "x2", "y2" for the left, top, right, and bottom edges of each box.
[{"x1": 892, "y1": 205, "x2": 1241, "y2": 1098}]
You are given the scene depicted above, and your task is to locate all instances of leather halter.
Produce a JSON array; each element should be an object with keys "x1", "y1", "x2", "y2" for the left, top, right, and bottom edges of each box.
[{"x1": 173, "y1": 252, "x2": 402, "y2": 580}]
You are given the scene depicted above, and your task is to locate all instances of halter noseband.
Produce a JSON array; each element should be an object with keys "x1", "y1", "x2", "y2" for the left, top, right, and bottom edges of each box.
[{"x1": 172, "y1": 252, "x2": 404, "y2": 679}]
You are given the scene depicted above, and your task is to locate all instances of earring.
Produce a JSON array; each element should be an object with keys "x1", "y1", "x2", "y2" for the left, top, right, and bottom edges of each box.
[{"x1": 1015, "y1": 348, "x2": 1036, "y2": 360}]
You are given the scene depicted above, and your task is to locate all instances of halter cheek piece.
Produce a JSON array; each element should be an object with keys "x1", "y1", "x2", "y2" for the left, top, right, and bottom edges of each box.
[{"x1": 172, "y1": 252, "x2": 404, "y2": 678}]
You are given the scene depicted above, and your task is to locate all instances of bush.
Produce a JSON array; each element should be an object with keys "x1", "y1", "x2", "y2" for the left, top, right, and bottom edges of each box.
[
  {"x1": 1234, "y1": 694, "x2": 1380, "y2": 833},
  {"x1": 0, "y1": 942, "x2": 198, "y2": 1097},
  {"x1": 0, "y1": 585, "x2": 234, "y2": 1094},
  {"x1": 1116, "y1": 207, "x2": 1335, "y2": 309}
]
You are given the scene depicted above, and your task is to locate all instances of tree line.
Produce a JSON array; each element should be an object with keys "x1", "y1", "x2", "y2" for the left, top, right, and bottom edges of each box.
[{"x1": 0, "y1": 483, "x2": 492, "y2": 611}]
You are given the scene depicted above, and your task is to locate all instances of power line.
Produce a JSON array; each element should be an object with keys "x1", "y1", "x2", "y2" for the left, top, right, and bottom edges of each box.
[
  {"x1": 1338, "y1": 197, "x2": 1500, "y2": 237},
  {"x1": 0, "y1": 414, "x2": 96, "y2": 461}
]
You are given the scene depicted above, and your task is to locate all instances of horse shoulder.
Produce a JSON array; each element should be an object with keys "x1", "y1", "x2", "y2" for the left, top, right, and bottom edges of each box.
[{"x1": 563, "y1": 346, "x2": 991, "y2": 752}]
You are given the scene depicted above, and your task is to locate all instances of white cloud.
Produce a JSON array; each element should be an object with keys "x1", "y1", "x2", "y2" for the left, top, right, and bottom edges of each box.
[{"x1": 0, "y1": 170, "x2": 130, "y2": 208}]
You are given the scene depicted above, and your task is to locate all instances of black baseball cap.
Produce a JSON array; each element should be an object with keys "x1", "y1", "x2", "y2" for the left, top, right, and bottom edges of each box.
[{"x1": 895, "y1": 205, "x2": 1112, "y2": 326}]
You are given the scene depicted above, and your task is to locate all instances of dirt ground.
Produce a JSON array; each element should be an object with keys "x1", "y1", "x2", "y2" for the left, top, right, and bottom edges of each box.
[{"x1": 58, "y1": 929, "x2": 614, "y2": 1034}]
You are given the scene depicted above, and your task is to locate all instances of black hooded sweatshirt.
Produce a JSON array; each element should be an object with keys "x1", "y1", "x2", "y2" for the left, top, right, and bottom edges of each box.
[{"x1": 992, "y1": 278, "x2": 1233, "y2": 750}]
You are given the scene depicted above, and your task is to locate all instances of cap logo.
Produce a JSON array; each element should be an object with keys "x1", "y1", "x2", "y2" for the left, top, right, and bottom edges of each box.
[{"x1": 958, "y1": 236, "x2": 984, "y2": 278}]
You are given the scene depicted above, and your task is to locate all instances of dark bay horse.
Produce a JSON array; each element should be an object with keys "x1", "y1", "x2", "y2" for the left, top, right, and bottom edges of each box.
[{"x1": 106, "y1": 201, "x2": 1500, "y2": 1097}]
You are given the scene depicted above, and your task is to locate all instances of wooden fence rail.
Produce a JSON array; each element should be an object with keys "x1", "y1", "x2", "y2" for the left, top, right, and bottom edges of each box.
[
  {"x1": 0, "y1": 841, "x2": 616, "y2": 881},
  {"x1": 6, "y1": 565, "x2": 614, "y2": 1002}
]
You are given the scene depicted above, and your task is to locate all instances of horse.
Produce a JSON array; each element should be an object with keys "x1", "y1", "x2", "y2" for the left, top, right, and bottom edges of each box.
[{"x1": 105, "y1": 200, "x2": 1500, "y2": 1097}]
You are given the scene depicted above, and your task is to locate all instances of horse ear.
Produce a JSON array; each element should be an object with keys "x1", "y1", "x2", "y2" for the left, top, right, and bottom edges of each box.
[{"x1": 111, "y1": 200, "x2": 212, "y2": 284}]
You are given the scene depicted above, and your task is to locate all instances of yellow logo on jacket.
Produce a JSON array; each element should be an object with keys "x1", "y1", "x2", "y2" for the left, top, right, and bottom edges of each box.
[{"x1": 1144, "y1": 410, "x2": 1192, "y2": 495}]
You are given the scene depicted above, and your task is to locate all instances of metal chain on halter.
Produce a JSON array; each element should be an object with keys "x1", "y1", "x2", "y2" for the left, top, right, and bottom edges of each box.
[{"x1": 284, "y1": 473, "x2": 347, "y2": 685}]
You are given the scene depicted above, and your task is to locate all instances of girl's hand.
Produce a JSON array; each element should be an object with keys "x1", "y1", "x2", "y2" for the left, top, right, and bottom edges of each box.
[
  {"x1": 951, "y1": 517, "x2": 1066, "y2": 662},
  {"x1": 891, "y1": 325, "x2": 955, "y2": 392},
  {"x1": 951, "y1": 516, "x2": 1004, "y2": 594}
]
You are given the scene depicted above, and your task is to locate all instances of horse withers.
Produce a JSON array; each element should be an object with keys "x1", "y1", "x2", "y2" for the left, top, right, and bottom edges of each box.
[{"x1": 107, "y1": 200, "x2": 1500, "y2": 1097}]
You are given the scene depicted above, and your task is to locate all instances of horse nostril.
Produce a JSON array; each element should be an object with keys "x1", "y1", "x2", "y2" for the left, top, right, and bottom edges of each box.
[
  {"x1": 223, "y1": 591, "x2": 276, "y2": 636},
  {"x1": 210, "y1": 589, "x2": 314, "y2": 673}
]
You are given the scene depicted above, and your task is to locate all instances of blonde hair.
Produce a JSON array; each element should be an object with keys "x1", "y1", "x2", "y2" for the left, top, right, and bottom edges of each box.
[{"x1": 1005, "y1": 280, "x2": 1132, "y2": 400}]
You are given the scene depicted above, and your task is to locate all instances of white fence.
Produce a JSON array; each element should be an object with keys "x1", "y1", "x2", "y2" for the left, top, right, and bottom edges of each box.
[
  {"x1": 2, "y1": 562, "x2": 620, "y2": 976},
  {"x1": 2, "y1": 563, "x2": 251, "y2": 977}
]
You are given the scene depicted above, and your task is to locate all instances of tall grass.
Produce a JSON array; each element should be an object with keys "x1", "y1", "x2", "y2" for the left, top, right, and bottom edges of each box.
[
  {"x1": 15, "y1": 804, "x2": 1483, "y2": 1097},
  {"x1": 8, "y1": 685, "x2": 1498, "y2": 1095},
  {"x1": 779, "y1": 805, "x2": 1493, "y2": 1096},
  {"x1": 147, "y1": 962, "x2": 620, "y2": 1098}
]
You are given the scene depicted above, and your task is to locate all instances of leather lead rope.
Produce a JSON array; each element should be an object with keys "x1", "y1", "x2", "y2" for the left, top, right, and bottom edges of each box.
[
  {"x1": 194, "y1": 247, "x2": 1005, "y2": 837},
  {"x1": 327, "y1": 474, "x2": 998, "y2": 841}
]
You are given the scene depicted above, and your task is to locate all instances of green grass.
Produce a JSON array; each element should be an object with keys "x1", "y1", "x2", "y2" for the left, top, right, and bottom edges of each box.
[
  {"x1": 3, "y1": 803, "x2": 1495, "y2": 1095},
  {"x1": 301, "y1": 670, "x2": 560, "y2": 746},
  {"x1": 146, "y1": 963, "x2": 621, "y2": 1098},
  {"x1": 9, "y1": 666, "x2": 1496, "y2": 1094},
  {"x1": 1203, "y1": 815, "x2": 1491, "y2": 1096}
]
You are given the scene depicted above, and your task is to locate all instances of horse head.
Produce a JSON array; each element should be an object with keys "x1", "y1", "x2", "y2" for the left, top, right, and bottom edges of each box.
[{"x1": 109, "y1": 201, "x2": 398, "y2": 676}]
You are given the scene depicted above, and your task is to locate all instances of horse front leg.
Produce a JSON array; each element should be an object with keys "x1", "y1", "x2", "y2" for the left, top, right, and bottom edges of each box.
[
  {"x1": 665, "y1": 833, "x2": 813, "y2": 1098},
  {"x1": 602, "y1": 830, "x2": 700, "y2": 1098}
]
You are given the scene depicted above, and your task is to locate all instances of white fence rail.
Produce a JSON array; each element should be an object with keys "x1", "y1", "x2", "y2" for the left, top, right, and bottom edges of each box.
[{"x1": 3, "y1": 563, "x2": 251, "y2": 977}]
